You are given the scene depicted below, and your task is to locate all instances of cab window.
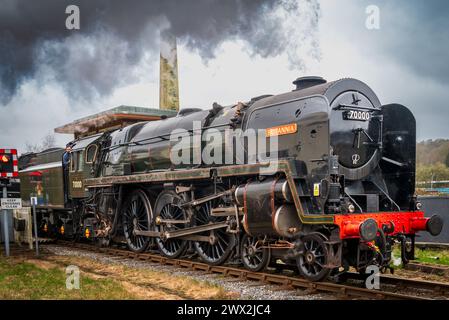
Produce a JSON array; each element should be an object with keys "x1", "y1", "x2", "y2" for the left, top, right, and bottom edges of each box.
[
  {"x1": 85, "y1": 145, "x2": 98, "y2": 164},
  {"x1": 77, "y1": 151, "x2": 84, "y2": 172},
  {"x1": 69, "y1": 151, "x2": 84, "y2": 172}
]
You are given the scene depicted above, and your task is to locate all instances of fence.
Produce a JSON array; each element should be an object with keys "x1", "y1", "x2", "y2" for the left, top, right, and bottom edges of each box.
[{"x1": 417, "y1": 196, "x2": 449, "y2": 243}]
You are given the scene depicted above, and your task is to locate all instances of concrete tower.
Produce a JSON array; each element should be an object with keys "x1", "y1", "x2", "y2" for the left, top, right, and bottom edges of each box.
[{"x1": 159, "y1": 30, "x2": 180, "y2": 111}]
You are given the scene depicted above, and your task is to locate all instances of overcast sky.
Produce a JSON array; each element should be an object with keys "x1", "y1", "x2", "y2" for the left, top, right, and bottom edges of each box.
[{"x1": 0, "y1": 0, "x2": 448, "y2": 152}]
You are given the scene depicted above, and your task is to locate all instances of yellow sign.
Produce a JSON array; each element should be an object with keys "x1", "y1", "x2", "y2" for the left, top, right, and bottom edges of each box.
[
  {"x1": 313, "y1": 183, "x2": 320, "y2": 197},
  {"x1": 266, "y1": 123, "x2": 298, "y2": 137}
]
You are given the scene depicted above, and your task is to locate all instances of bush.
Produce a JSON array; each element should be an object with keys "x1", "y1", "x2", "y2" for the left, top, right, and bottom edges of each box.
[{"x1": 416, "y1": 162, "x2": 449, "y2": 183}]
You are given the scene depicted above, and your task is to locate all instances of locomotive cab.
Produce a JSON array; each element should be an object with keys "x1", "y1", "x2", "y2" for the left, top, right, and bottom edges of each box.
[{"x1": 67, "y1": 134, "x2": 103, "y2": 199}]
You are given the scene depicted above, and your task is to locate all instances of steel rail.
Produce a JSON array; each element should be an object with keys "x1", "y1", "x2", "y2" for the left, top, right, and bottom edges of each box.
[
  {"x1": 343, "y1": 272, "x2": 449, "y2": 297},
  {"x1": 403, "y1": 262, "x2": 449, "y2": 277}
]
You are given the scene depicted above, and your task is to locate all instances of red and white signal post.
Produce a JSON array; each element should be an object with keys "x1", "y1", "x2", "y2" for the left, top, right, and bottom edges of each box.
[{"x1": 0, "y1": 149, "x2": 21, "y2": 256}]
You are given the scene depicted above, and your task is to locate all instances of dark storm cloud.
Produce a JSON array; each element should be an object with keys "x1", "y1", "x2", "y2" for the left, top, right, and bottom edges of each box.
[
  {"x1": 386, "y1": 1, "x2": 449, "y2": 84},
  {"x1": 350, "y1": 0, "x2": 449, "y2": 84},
  {"x1": 0, "y1": 0, "x2": 321, "y2": 105}
]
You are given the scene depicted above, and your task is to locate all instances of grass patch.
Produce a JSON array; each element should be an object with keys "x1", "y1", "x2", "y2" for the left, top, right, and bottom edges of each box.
[
  {"x1": 392, "y1": 246, "x2": 449, "y2": 267},
  {"x1": 413, "y1": 248, "x2": 449, "y2": 266},
  {"x1": 0, "y1": 254, "x2": 235, "y2": 300},
  {"x1": 0, "y1": 257, "x2": 135, "y2": 299},
  {"x1": 51, "y1": 255, "x2": 234, "y2": 300}
]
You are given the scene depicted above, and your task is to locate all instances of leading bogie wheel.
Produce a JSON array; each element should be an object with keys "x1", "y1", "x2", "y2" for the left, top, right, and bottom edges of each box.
[
  {"x1": 296, "y1": 233, "x2": 331, "y2": 282},
  {"x1": 122, "y1": 189, "x2": 153, "y2": 253},
  {"x1": 240, "y1": 234, "x2": 271, "y2": 272}
]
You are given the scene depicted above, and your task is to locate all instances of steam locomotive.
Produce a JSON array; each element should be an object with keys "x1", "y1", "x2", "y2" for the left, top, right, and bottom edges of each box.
[{"x1": 19, "y1": 77, "x2": 443, "y2": 281}]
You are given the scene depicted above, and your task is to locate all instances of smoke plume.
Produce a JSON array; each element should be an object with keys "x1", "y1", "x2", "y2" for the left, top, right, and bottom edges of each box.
[{"x1": 0, "y1": 0, "x2": 321, "y2": 104}]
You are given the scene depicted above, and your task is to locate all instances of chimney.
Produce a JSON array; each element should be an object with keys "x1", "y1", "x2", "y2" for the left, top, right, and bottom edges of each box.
[
  {"x1": 292, "y1": 76, "x2": 326, "y2": 91},
  {"x1": 159, "y1": 30, "x2": 180, "y2": 111}
]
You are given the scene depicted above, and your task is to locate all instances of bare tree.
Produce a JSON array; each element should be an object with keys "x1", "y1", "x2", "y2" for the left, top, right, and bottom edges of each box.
[
  {"x1": 25, "y1": 133, "x2": 57, "y2": 153},
  {"x1": 41, "y1": 134, "x2": 56, "y2": 150},
  {"x1": 24, "y1": 142, "x2": 40, "y2": 153}
]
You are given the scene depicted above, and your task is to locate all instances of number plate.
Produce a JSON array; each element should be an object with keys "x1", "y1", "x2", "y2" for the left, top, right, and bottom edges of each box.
[
  {"x1": 343, "y1": 110, "x2": 370, "y2": 121},
  {"x1": 72, "y1": 180, "x2": 83, "y2": 189}
]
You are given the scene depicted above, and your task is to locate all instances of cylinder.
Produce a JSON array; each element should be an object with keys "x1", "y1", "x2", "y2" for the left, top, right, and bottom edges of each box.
[
  {"x1": 234, "y1": 179, "x2": 299, "y2": 237},
  {"x1": 273, "y1": 205, "x2": 302, "y2": 238},
  {"x1": 235, "y1": 179, "x2": 292, "y2": 206}
]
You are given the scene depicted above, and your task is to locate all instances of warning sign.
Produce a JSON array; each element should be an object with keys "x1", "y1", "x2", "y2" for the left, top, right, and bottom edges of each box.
[
  {"x1": 313, "y1": 183, "x2": 320, "y2": 197},
  {"x1": 1, "y1": 198, "x2": 22, "y2": 209}
]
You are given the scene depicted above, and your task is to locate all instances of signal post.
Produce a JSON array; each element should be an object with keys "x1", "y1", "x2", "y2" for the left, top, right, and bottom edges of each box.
[{"x1": 0, "y1": 149, "x2": 21, "y2": 256}]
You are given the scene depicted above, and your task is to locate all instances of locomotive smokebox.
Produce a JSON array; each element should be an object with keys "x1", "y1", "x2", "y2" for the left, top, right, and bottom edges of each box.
[{"x1": 293, "y1": 76, "x2": 326, "y2": 91}]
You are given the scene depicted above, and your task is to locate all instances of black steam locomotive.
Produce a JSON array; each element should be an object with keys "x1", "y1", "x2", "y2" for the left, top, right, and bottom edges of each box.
[{"x1": 19, "y1": 77, "x2": 443, "y2": 281}]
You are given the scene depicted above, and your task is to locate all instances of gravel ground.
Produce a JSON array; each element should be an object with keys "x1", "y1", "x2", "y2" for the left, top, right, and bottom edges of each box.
[{"x1": 43, "y1": 245, "x2": 331, "y2": 300}]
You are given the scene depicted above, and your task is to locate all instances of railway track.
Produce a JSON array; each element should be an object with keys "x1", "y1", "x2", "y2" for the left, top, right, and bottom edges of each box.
[
  {"x1": 416, "y1": 242, "x2": 449, "y2": 250},
  {"x1": 404, "y1": 262, "x2": 449, "y2": 276},
  {"x1": 34, "y1": 240, "x2": 446, "y2": 300},
  {"x1": 343, "y1": 272, "x2": 449, "y2": 298}
]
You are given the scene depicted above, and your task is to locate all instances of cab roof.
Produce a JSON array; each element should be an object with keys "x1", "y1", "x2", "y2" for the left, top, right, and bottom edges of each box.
[{"x1": 54, "y1": 105, "x2": 177, "y2": 138}]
